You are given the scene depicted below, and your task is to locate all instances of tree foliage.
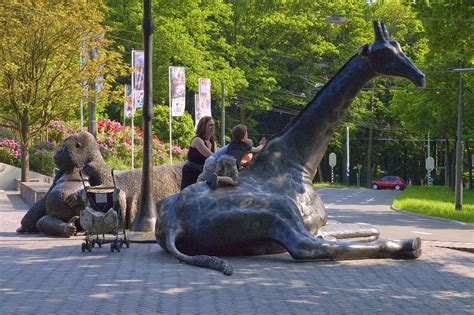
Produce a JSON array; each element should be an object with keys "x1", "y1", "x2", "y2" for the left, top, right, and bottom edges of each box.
[
  {"x1": 1, "y1": 0, "x2": 470, "y2": 185},
  {"x1": 390, "y1": 1, "x2": 473, "y2": 138},
  {"x1": 0, "y1": 1, "x2": 126, "y2": 180}
]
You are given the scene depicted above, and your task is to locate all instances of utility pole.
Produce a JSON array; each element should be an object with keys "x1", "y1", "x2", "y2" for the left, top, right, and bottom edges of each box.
[
  {"x1": 87, "y1": 82, "x2": 96, "y2": 137},
  {"x1": 80, "y1": 43, "x2": 86, "y2": 131},
  {"x1": 345, "y1": 126, "x2": 350, "y2": 185},
  {"x1": 453, "y1": 67, "x2": 473, "y2": 210},
  {"x1": 427, "y1": 131, "x2": 431, "y2": 158},
  {"x1": 426, "y1": 132, "x2": 433, "y2": 186},
  {"x1": 87, "y1": 41, "x2": 99, "y2": 138},
  {"x1": 454, "y1": 69, "x2": 464, "y2": 210},
  {"x1": 131, "y1": 0, "x2": 155, "y2": 232},
  {"x1": 366, "y1": 97, "x2": 374, "y2": 186}
]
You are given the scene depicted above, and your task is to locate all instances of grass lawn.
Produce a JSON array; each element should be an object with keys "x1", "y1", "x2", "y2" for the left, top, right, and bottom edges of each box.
[
  {"x1": 393, "y1": 185, "x2": 474, "y2": 223},
  {"x1": 314, "y1": 182, "x2": 360, "y2": 189}
]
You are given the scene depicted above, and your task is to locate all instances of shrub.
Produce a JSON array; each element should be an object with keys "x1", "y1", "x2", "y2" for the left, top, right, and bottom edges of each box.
[
  {"x1": 1, "y1": 119, "x2": 187, "y2": 174},
  {"x1": 29, "y1": 141, "x2": 56, "y2": 176},
  {"x1": 47, "y1": 120, "x2": 74, "y2": 144},
  {"x1": 135, "y1": 105, "x2": 195, "y2": 148},
  {"x1": 96, "y1": 119, "x2": 188, "y2": 170},
  {"x1": 0, "y1": 138, "x2": 21, "y2": 167}
]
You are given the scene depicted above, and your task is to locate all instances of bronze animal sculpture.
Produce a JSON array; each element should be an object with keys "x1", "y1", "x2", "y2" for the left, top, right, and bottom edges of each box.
[
  {"x1": 16, "y1": 131, "x2": 119, "y2": 236},
  {"x1": 17, "y1": 131, "x2": 182, "y2": 237},
  {"x1": 156, "y1": 21, "x2": 426, "y2": 275}
]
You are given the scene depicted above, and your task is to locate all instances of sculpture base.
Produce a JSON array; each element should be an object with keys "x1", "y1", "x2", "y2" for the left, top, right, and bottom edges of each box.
[{"x1": 126, "y1": 229, "x2": 157, "y2": 243}]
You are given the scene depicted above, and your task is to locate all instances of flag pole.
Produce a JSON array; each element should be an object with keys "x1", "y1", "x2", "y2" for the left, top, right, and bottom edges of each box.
[{"x1": 168, "y1": 66, "x2": 173, "y2": 162}]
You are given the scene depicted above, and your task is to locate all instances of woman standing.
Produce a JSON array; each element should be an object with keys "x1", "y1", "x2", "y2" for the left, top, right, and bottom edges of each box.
[{"x1": 180, "y1": 116, "x2": 216, "y2": 190}]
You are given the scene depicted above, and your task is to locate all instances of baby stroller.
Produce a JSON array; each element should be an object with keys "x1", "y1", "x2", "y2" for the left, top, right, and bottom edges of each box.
[{"x1": 79, "y1": 170, "x2": 129, "y2": 253}]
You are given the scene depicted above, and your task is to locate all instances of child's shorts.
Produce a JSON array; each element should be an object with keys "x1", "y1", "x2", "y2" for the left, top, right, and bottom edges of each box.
[
  {"x1": 215, "y1": 154, "x2": 238, "y2": 182},
  {"x1": 197, "y1": 156, "x2": 218, "y2": 183},
  {"x1": 197, "y1": 154, "x2": 239, "y2": 183}
]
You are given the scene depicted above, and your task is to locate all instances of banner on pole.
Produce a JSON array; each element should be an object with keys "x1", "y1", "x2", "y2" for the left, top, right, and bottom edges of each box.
[
  {"x1": 169, "y1": 66, "x2": 186, "y2": 117},
  {"x1": 124, "y1": 84, "x2": 133, "y2": 117},
  {"x1": 131, "y1": 50, "x2": 144, "y2": 109},
  {"x1": 196, "y1": 78, "x2": 211, "y2": 126}
]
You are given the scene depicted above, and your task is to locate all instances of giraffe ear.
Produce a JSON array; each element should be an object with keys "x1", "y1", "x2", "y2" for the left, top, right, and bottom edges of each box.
[{"x1": 358, "y1": 44, "x2": 370, "y2": 57}]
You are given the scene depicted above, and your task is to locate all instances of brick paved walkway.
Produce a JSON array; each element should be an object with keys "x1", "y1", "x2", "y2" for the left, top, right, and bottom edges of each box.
[{"x1": 0, "y1": 191, "x2": 473, "y2": 314}]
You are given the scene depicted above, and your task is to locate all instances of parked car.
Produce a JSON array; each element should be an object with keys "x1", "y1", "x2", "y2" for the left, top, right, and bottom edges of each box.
[{"x1": 371, "y1": 176, "x2": 406, "y2": 191}]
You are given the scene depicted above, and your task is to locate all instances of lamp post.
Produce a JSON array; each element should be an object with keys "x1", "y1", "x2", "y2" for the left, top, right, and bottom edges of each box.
[
  {"x1": 453, "y1": 67, "x2": 473, "y2": 210},
  {"x1": 131, "y1": 0, "x2": 156, "y2": 231}
]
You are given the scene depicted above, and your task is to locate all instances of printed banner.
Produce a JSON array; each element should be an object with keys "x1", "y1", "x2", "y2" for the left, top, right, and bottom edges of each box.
[
  {"x1": 131, "y1": 50, "x2": 144, "y2": 109},
  {"x1": 124, "y1": 84, "x2": 133, "y2": 117},
  {"x1": 169, "y1": 66, "x2": 186, "y2": 117},
  {"x1": 196, "y1": 78, "x2": 211, "y2": 126}
]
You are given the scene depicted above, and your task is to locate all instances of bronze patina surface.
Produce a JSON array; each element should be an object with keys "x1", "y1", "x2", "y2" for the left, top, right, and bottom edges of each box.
[{"x1": 156, "y1": 21, "x2": 426, "y2": 275}]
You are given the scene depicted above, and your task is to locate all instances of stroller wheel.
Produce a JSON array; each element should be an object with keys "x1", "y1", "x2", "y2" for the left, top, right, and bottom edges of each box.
[
  {"x1": 87, "y1": 243, "x2": 92, "y2": 252},
  {"x1": 110, "y1": 242, "x2": 115, "y2": 252},
  {"x1": 81, "y1": 242, "x2": 86, "y2": 253}
]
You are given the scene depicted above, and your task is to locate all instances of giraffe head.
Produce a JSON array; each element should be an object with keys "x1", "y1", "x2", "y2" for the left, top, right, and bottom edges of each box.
[{"x1": 358, "y1": 21, "x2": 426, "y2": 87}]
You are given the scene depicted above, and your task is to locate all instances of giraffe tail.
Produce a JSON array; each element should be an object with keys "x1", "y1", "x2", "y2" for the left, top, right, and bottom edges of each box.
[
  {"x1": 160, "y1": 194, "x2": 233, "y2": 276},
  {"x1": 165, "y1": 225, "x2": 233, "y2": 276}
]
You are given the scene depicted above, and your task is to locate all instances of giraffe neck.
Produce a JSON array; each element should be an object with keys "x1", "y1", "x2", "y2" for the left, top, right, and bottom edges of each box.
[{"x1": 252, "y1": 54, "x2": 375, "y2": 180}]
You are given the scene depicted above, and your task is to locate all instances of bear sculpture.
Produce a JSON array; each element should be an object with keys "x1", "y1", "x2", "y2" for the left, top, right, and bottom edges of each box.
[{"x1": 17, "y1": 131, "x2": 181, "y2": 237}]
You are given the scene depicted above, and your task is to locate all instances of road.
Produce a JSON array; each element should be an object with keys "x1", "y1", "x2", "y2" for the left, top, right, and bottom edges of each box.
[{"x1": 316, "y1": 187, "x2": 474, "y2": 244}]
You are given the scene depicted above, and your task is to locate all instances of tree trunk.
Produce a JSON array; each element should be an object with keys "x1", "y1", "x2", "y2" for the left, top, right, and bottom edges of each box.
[
  {"x1": 88, "y1": 81, "x2": 97, "y2": 138},
  {"x1": 20, "y1": 140, "x2": 30, "y2": 182},
  {"x1": 450, "y1": 137, "x2": 456, "y2": 189},
  {"x1": 466, "y1": 140, "x2": 472, "y2": 189},
  {"x1": 444, "y1": 138, "x2": 449, "y2": 187},
  {"x1": 317, "y1": 165, "x2": 324, "y2": 182},
  {"x1": 19, "y1": 111, "x2": 32, "y2": 181}
]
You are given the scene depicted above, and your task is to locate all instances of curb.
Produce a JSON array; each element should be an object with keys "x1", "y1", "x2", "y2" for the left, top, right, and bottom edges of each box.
[
  {"x1": 390, "y1": 204, "x2": 474, "y2": 227},
  {"x1": 423, "y1": 240, "x2": 474, "y2": 253}
]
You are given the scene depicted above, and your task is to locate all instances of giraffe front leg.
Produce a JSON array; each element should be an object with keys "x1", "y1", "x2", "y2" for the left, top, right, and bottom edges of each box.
[{"x1": 278, "y1": 229, "x2": 421, "y2": 261}]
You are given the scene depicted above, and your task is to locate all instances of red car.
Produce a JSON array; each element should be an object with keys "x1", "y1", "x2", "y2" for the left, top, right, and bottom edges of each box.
[{"x1": 371, "y1": 176, "x2": 406, "y2": 191}]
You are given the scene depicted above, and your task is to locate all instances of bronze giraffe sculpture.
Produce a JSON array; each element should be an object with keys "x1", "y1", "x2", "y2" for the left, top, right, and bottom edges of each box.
[{"x1": 156, "y1": 21, "x2": 426, "y2": 275}]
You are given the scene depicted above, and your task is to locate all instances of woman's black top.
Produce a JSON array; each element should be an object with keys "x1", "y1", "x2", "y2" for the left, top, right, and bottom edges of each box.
[{"x1": 180, "y1": 137, "x2": 215, "y2": 190}]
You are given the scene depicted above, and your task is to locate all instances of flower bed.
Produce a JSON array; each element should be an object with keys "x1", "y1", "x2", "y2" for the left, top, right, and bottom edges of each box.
[{"x1": 0, "y1": 120, "x2": 188, "y2": 176}]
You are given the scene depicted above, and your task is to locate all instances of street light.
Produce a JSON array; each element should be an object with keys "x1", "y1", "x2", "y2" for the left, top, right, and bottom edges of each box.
[
  {"x1": 131, "y1": 0, "x2": 156, "y2": 232},
  {"x1": 453, "y1": 67, "x2": 473, "y2": 210}
]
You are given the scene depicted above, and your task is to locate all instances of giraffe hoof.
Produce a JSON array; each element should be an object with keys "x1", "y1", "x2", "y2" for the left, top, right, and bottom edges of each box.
[{"x1": 398, "y1": 237, "x2": 422, "y2": 259}]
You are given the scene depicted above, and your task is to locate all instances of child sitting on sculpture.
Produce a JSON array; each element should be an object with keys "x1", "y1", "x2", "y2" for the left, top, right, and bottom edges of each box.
[{"x1": 199, "y1": 124, "x2": 266, "y2": 189}]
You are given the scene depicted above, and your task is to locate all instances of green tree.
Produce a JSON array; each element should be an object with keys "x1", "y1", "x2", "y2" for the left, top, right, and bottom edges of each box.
[
  {"x1": 151, "y1": 104, "x2": 195, "y2": 148},
  {"x1": 390, "y1": 1, "x2": 473, "y2": 138},
  {"x1": 0, "y1": 1, "x2": 126, "y2": 181},
  {"x1": 390, "y1": 1, "x2": 473, "y2": 186},
  {"x1": 104, "y1": 0, "x2": 248, "y2": 138}
]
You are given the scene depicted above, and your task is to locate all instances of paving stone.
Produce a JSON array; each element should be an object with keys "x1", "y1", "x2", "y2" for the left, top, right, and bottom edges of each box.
[{"x1": 0, "y1": 191, "x2": 473, "y2": 314}]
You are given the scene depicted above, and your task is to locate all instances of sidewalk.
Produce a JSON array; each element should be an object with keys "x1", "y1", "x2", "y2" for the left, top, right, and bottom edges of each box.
[{"x1": 0, "y1": 191, "x2": 472, "y2": 314}]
